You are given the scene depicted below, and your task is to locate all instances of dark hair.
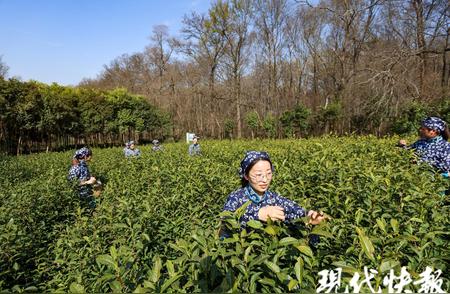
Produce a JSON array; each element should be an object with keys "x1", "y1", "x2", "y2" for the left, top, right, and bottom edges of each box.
[
  {"x1": 442, "y1": 125, "x2": 450, "y2": 141},
  {"x1": 240, "y1": 158, "x2": 273, "y2": 188}
]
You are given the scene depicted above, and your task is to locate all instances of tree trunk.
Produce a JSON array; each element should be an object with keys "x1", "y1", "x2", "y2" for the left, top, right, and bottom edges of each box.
[
  {"x1": 413, "y1": 0, "x2": 426, "y2": 98},
  {"x1": 441, "y1": 27, "x2": 449, "y2": 91},
  {"x1": 17, "y1": 136, "x2": 21, "y2": 156},
  {"x1": 235, "y1": 73, "x2": 242, "y2": 139}
]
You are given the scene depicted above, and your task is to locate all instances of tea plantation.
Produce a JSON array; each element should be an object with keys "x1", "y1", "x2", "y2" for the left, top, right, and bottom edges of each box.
[{"x1": 0, "y1": 137, "x2": 448, "y2": 292}]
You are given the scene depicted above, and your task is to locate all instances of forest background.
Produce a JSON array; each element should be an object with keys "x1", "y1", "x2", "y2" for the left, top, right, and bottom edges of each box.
[{"x1": 0, "y1": 0, "x2": 449, "y2": 155}]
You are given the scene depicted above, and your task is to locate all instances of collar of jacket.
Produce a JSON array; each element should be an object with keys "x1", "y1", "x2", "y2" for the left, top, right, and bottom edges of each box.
[
  {"x1": 244, "y1": 184, "x2": 268, "y2": 204},
  {"x1": 425, "y1": 135, "x2": 443, "y2": 143}
]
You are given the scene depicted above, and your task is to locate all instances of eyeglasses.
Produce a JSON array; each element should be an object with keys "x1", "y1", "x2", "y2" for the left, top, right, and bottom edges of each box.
[{"x1": 249, "y1": 172, "x2": 273, "y2": 182}]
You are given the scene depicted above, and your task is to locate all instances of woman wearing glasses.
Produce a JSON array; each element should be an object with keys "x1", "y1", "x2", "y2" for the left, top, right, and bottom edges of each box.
[{"x1": 223, "y1": 151, "x2": 325, "y2": 230}]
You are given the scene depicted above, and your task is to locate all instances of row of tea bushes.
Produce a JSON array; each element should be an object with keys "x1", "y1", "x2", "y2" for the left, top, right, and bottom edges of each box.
[{"x1": 0, "y1": 137, "x2": 448, "y2": 292}]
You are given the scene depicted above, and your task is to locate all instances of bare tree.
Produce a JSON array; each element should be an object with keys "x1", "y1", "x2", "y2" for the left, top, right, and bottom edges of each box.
[
  {"x1": 211, "y1": 0, "x2": 254, "y2": 138},
  {"x1": 78, "y1": 0, "x2": 449, "y2": 139},
  {"x1": 254, "y1": 0, "x2": 288, "y2": 115},
  {"x1": 381, "y1": 0, "x2": 448, "y2": 99},
  {"x1": 145, "y1": 25, "x2": 177, "y2": 96},
  {"x1": 0, "y1": 56, "x2": 9, "y2": 79},
  {"x1": 285, "y1": 4, "x2": 327, "y2": 108},
  {"x1": 181, "y1": 11, "x2": 227, "y2": 136}
]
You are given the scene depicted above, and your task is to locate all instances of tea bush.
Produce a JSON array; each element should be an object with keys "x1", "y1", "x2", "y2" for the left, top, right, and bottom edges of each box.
[{"x1": 0, "y1": 137, "x2": 448, "y2": 292}]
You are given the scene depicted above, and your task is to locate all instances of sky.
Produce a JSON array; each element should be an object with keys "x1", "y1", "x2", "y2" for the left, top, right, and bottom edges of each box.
[{"x1": 0, "y1": 0, "x2": 211, "y2": 86}]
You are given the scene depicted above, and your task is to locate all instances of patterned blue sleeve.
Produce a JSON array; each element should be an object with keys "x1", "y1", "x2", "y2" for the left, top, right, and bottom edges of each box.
[
  {"x1": 78, "y1": 163, "x2": 90, "y2": 181},
  {"x1": 412, "y1": 138, "x2": 450, "y2": 172},
  {"x1": 409, "y1": 140, "x2": 421, "y2": 150},
  {"x1": 223, "y1": 189, "x2": 247, "y2": 212},
  {"x1": 436, "y1": 149, "x2": 450, "y2": 172},
  {"x1": 239, "y1": 208, "x2": 259, "y2": 227},
  {"x1": 223, "y1": 189, "x2": 260, "y2": 227},
  {"x1": 223, "y1": 192, "x2": 240, "y2": 212},
  {"x1": 273, "y1": 194, "x2": 307, "y2": 221},
  {"x1": 68, "y1": 166, "x2": 80, "y2": 181},
  {"x1": 68, "y1": 162, "x2": 90, "y2": 183}
]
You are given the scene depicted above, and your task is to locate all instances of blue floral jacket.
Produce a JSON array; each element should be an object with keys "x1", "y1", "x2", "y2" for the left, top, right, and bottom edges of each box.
[
  {"x1": 409, "y1": 136, "x2": 450, "y2": 172},
  {"x1": 68, "y1": 160, "x2": 90, "y2": 182},
  {"x1": 189, "y1": 143, "x2": 201, "y2": 156},
  {"x1": 223, "y1": 185, "x2": 307, "y2": 228},
  {"x1": 124, "y1": 148, "x2": 141, "y2": 157}
]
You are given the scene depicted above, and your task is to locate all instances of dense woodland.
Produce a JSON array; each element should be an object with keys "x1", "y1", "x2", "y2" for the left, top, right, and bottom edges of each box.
[
  {"x1": 1, "y1": 0, "x2": 449, "y2": 154},
  {"x1": 0, "y1": 79, "x2": 171, "y2": 154}
]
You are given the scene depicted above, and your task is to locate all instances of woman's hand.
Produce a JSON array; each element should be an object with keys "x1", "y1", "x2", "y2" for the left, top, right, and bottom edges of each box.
[
  {"x1": 258, "y1": 206, "x2": 285, "y2": 222},
  {"x1": 87, "y1": 176, "x2": 97, "y2": 184},
  {"x1": 308, "y1": 210, "x2": 325, "y2": 225},
  {"x1": 81, "y1": 176, "x2": 97, "y2": 185},
  {"x1": 398, "y1": 139, "x2": 407, "y2": 146}
]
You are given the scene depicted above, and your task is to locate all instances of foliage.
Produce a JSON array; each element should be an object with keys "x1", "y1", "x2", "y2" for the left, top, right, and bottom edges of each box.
[
  {"x1": 280, "y1": 104, "x2": 311, "y2": 138},
  {"x1": 0, "y1": 80, "x2": 170, "y2": 154},
  {"x1": 245, "y1": 111, "x2": 260, "y2": 139},
  {"x1": 0, "y1": 55, "x2": 8, "y2": 79},
  {"x1": 391, "y1": 101, "x2": 431, "y2": 135},
  {"x1": 262, "y1": 114, "x2": 277, "y2": 138},
  {"x1": 315, "y1": 102, "x2": 342, "y2": 131},
  {"x1": 224, "y1": 118, "x2": 235, "y2": 139},
  {"x1": 436, "y1": 98, "x2": 450, "y2": 125},
  {"x1": 0, "y1": 137, "x2": 449, "y2": 292}
]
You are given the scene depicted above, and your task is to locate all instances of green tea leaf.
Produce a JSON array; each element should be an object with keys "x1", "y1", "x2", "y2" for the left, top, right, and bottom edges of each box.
[
  {"x1": 264, "y1": 225, "x2": 278, "y2": 236},
  {"x1": 295, "y1": 257, "x2": 304, "y2": 284},
  {"x1": 96, "y1": 255, "x2": 116, "y2": 269},
  {"x1": 150, "y1": 256, "x2": 162, "y2": 283},
  {"x1": 279, "y1": 236, "x2": 299, "y2": 246},
  {"x1": 390, "y1": 219, "x2": 399, "y2": 234},
  {"x1": 264, "y1": 260, "x2": 280, "y2": 274},
  {"x1": 288, "y1": 279, "x2": 298, "y2": 291},
  {"x1": 160, "y1": 274, "x2": 182, "y2": 292},
  {"x1": 376, "y1": 218, "x2": 386, "y2": 233},
  {"x1": 69, "y1": 283, "x2": 84, "y2": 293},
  {"x1": 247, "y1": 220, "x2": 263, "y2": 229},
  {"x1": 295, "y1": 245, "x2": 313, "y2": 258},
  {"x1": 355, "y1": 227, "x2": 375, "y2": 261}
]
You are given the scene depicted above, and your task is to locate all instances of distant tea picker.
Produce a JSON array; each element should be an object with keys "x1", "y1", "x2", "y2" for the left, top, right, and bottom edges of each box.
[
  {"x1": 152, "y1": 139, "x2": 164, "y2": 152},
  {"x1": 398, "y1": 116, "x2": 450, "y2": 175},
  {"x1": 68, "y1": 147, "x2": 101, "y2": 213},
  {"x1": 188, "y1": 135, "x2": 201, "y2": 156},
  {"x1": 124, "y1": 140, "x2": 141, "y2": 157}
]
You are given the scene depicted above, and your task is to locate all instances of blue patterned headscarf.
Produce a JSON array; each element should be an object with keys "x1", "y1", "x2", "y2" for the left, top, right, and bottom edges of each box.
[
  {"x1": 239, "y1": 151, "x2": 273, "y2": 179},
  {"x1": 73, "y1": 147, "x2": 91, "y2": 159},
  {"x1": 125, "y1": 140, "x2": 136, "y2": 148},
  {"x1": 421, "y1": 117, "x2": 447, "y2": 133}
]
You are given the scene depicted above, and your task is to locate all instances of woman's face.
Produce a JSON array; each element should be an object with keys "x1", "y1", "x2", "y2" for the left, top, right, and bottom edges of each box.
[
  {"x1": 246, "y1": 160, "x2": 273, "y2": 195},
  {"x1": 419, "y1": 126, "x2": 438, "y2": 139},
  {"x1": 193, "y1": 138, "x2": 198, "y2": 144}
]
